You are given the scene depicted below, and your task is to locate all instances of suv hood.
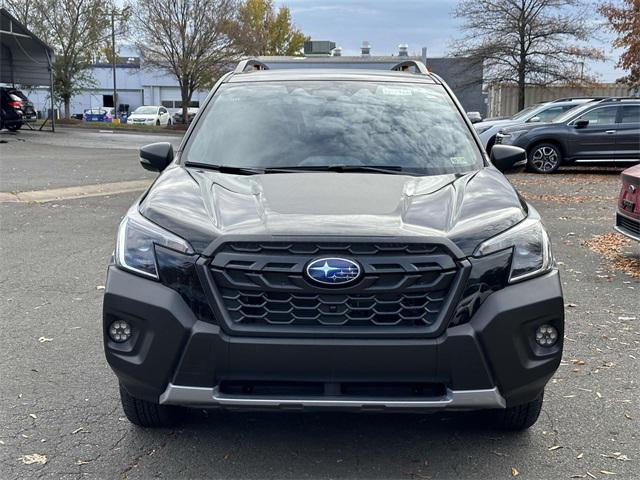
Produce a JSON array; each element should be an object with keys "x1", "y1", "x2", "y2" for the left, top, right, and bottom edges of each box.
[
  {"x1": 500, "y1": 122, "x2": 554, "y2": 135},
  {"x1": 474, "y1": 118, "x2": 515, "y2": 130},
  {"x1": 139, "y1": 166, "x2": 527, "y2": 256}
]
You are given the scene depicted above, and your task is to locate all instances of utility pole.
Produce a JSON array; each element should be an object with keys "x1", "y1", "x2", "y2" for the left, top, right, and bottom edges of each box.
[{"x1": 111, "y1": 9, "x2": 117, "y2": 114}]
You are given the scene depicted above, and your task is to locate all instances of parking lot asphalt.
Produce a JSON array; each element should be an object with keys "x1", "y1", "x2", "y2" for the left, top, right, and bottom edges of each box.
[
  {"x1": 1, "y1": 130, "x2": 638, "y2": 479},
  {"x1": 0, "y1": 128, "x2": 181, "y2": 192}
]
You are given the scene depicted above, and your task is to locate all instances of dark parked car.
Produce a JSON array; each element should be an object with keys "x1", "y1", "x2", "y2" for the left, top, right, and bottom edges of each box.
[
  {"x1": 496, "y1": 97, "x2": 640, "y2": 173},
  {"x1": 103, "y1": 60, "x2": 564, "y2": 431},
  {"x1": 616, "y1": 164, "x2": 640, "y2": 241},
  {"x1": 0, "y1": 87, "x2": 37, "y2": 131},
  {"x1": 173, "y1": 107, "x2": 199, "y2": 124}
]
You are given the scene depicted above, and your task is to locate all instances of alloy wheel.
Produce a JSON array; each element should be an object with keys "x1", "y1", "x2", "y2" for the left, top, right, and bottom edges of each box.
[{"x1": 531, "y1": 146, "x2": 559, "y2": 172}]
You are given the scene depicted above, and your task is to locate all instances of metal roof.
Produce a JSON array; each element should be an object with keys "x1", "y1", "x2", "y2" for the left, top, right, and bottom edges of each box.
[{"x1": 0, "y1": 7, "x2": 53, "y2": 86}]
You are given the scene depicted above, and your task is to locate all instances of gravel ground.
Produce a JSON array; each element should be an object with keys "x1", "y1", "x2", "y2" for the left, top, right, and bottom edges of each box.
[{"x1": 1, "y1": 131, "x2": 638, "y2": 479}]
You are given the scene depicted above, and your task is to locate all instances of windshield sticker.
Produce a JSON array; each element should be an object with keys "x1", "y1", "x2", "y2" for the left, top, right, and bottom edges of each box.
[
  {"x1": 450, "y1": 156, "x2": 471, "y2": 165},
  {"x1": 379, "y1": 87, "x2": 413, "y2": 96}
]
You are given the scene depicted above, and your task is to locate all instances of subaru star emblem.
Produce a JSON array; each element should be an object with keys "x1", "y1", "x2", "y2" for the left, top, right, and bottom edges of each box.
[{"x1": 305, "y1": 258, "x2": 362, "y2": 286}]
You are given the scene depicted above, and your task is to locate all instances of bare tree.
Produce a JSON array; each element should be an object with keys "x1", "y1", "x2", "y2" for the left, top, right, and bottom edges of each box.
[
  {"x1": 452, "y1": 0, "x2": 605, "y2": 110},
  {"x1": 4, "y1": 0, "x2": 115, "y2": 118},
  {"x1": 133, "y1": 0, "x2": 238, "y2": 124},
  {"x1": 2, "y1": 0, "x2": 37, "y2": 27}
]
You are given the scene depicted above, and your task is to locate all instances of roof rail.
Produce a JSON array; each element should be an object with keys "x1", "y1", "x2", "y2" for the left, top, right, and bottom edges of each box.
[
  {"x1": 234, "y1": 59, "x2": 270, "y2": 74},
  {"x1": 551, "y1": 96, "x2": 609, "y2": 102},
  {"x1": 599, "y1": 96, "x2": 640, "y2": 102},
  {"x1": 390, "y1": 60, "x2": 429, "y2": 75}
]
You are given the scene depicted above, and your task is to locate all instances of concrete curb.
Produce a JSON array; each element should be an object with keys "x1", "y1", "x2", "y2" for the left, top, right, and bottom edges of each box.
[{"x1": 0, "y1": 179, "x2": 151, "y2": 204}]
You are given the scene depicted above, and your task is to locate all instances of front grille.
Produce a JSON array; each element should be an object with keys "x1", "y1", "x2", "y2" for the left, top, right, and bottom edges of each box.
[
  {"x1": 208, "y1": 241, "x2": 459, "y2": 331},
  {"x1": 617, "y1": 213, "x2": 640, "y2": 235}
]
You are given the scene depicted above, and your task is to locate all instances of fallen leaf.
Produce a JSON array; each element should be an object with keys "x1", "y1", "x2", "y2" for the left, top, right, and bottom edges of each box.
[
  {"x1": 96, "y1": 285, "x2": 105, "y2": 290},
  {"x1": 511, "y1": 467, "x2": 519, "y2": 477},
  {"x1": 38, "y1": 337, "x2": 53, "y2": 343},
  {"x1": 600, "y1": 471, "x2": 616, "y2": 475},
  {"x1": 548, "y1": 445, "x2": 563, "y2": 451},
  {"x1": 75, "y1": 460, "x2": 91, "y2": 465},
  {"x1": 71, "y1": 427, "x2": 84, "y2": 434},
  {"x1": 577, "y1": 453, "x2": 584, "y2": 459},
  {"x1": 624, "y1": 413, "x2": 632, "y2": 420},
  {"x1": 572, "y1": 359, "x2": 587, "y2": 366},
  {"x1": 586, "y1": 472, "x2": 597, "y2": 479},
  {"x1": 29, "y1": 414, "x2": 37, "y2": 419},
  {"x1": 20, "y1": 453, "x2": 47, "y2": 465}
]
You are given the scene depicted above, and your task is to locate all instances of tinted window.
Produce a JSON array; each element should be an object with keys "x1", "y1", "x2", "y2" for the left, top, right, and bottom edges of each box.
[
  {"x1": 576, "y1": 106, "x2": 618, "y2": 125},
  {"x1": 532, "y1": 105, "x2": 571, "y2": 122},
  {"x1": 620, "y1": 105, "x2": 640, "y2": 124},
  {"x1": 185, "y1": 81, "x2": 483, "y2": 175},
  {"x1": 511, "y1": 105, "x2": 539, "y2": 120}
]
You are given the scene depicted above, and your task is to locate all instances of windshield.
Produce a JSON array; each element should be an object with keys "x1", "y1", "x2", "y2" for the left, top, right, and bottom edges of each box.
[
  {"x1": 184, "y1": 81, "x2": 483, "y2": 175},
  {"x1": 554, "y1": 102, "x2": 598, "y2": 123},
  {"x1": 511, "y1": 104, "x2": 540, "y2": 121},
  {"x1": 133, "y1": 106, "x2": 158, "y2": 115}
]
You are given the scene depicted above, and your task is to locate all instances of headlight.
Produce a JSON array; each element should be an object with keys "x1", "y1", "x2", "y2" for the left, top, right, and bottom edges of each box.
[
  {"x1": 115, "y1": 205, "x2": 194, "y2": 279},
  {"x1": 474, "y1": 124, "x2": 492, "y2": 134},
  {"x1": 473, "y1": 215, "x2": 553, "y2": 283},
  {"x1": 499, "y1": 130, "x2": 527, "y2": 143}
]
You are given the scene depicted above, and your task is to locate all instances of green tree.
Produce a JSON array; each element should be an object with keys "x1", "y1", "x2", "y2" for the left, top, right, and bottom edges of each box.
[
  {"x1": 236, "y1": 0, "x2": 306, "y2": 56},
  {"x1": 4, "y1": 0, "x2": 118, "y2": 118}
]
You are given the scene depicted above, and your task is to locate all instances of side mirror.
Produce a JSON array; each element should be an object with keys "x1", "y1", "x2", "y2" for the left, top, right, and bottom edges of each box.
[
  {"x1": 574, "y1": 119, "x2": 589, "y2": 129},
  {"x1": 528, "y1": 116, "x2": 541, "y2": 123},
  {"x1": 490, "y1": 145, "x2": 527, "y2": 172},
  {"x1": 139, "y1": 142, "x2": 173, "y2": 172}
]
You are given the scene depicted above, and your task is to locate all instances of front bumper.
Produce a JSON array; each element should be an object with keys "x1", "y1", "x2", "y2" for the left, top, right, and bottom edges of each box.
[
  {"x1": 104, "y1": 265, "x2": 564, "y2": 411},
  {"x1": 615, "y1": 211, "x2": 640, "y2": 242}
]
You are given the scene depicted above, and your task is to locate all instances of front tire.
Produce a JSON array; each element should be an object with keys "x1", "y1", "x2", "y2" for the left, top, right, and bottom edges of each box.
[
  {"x1": 119, "y1": 384, "x2": 184, "y2": 428},
  {"x1": 7, "y1": 123, "x2": 21, "y2": 131},
  {"x1": 527, "y1": 143, "x2": 561, "y2": 173},
  {"x1": 492, "y1": 392, "x2": 544, "y2": 431},
  {"x1": 156, "y1": 119, "x2": 160, "y2": 126}
]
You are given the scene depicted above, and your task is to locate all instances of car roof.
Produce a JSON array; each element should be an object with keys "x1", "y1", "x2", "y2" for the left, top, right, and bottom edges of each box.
[{"x1": 225, "y1": 68, "x2": 439, "y2": 85}]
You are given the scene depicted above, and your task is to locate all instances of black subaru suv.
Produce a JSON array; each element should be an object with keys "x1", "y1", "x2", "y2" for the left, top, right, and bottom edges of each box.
[
  {"x1": 496, "y1": 97, "x2": 640, "y2": 173},
  {"x1": 104, "y1": 60, "x2": 564, "y2": 431}
]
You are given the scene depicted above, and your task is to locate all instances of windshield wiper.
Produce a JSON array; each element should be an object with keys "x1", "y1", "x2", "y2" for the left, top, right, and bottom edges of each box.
[
  {"x1": 184, "y1": 162, "x2": 265, "y2": 175},
  {"x1": 184, "y1": 163, "x2": 409, "y2": 175},
  {"x1": 263, "y1": 165, "x2": 407, "y2": 175}
]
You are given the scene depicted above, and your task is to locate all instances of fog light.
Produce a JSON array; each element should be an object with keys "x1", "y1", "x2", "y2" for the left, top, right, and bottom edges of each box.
[
  {"x1": 535, "y1": 324, "x2": 558, "y2": 347},
  {"x1": 109, "y1": 320, "x2": 131, "y2": 342}
]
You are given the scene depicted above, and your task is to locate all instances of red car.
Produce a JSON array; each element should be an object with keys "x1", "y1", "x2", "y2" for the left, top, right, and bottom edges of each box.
[{"x1": 616, "y1": 164, "x2": 640, "y2": 241}]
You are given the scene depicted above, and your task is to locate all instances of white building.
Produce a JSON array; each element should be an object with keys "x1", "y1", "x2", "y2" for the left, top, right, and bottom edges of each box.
[{"x1": 25, "y1": 56, "x2": 210, "y2": 117}]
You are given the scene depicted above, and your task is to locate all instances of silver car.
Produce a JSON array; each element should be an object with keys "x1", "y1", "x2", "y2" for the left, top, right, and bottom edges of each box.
[{"x1": 474, "y1": 97, "x2": 603, "y2": 152}]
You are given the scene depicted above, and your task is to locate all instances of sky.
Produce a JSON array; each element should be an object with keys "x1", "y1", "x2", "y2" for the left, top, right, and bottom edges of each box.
[{"x1": 277, "y1": 0, "x2": 624, "y2": 82}]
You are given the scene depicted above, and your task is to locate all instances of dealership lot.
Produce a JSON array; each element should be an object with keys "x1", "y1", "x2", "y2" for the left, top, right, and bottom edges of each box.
[{"x1": 1, "y1": 128, "x2": 638, "y2": 479}]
